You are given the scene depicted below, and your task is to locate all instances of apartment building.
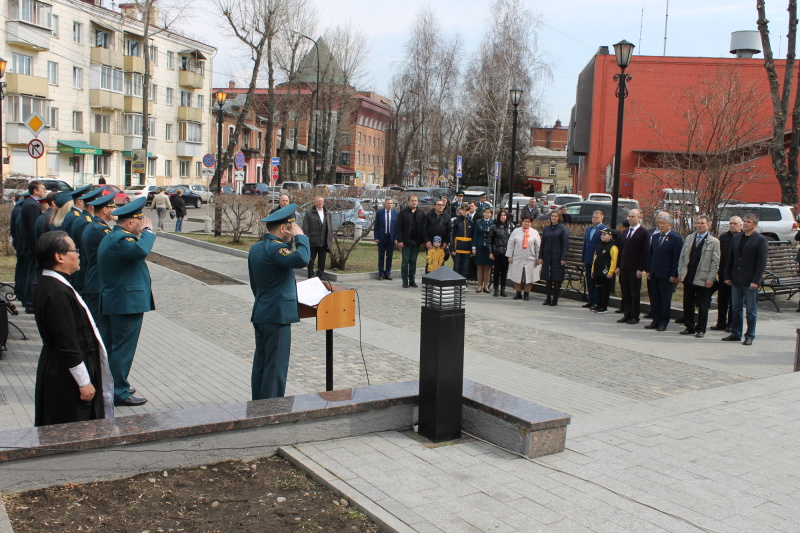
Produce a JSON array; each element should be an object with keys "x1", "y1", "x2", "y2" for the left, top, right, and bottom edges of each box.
[{"x1": 1, "y1": 0, "x2": 215, "y2": 189}]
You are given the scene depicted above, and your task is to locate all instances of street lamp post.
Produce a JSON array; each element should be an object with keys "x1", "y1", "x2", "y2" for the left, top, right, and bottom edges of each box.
[
  {"x1": 610, "y1": 40, "x2": 635, "y2": 229},
  {"x1": 213, "y1": 89, "x2": 228, "y2": 237},
  {"x1": 507, "y1": 88, "x2": 523, "y2": 215},
  {"x1": 294, "y1": 31, "x2": 320, "y2": 185},
  {"x1": 0, "y1": 58, "x2": 7, "y2": 202}
]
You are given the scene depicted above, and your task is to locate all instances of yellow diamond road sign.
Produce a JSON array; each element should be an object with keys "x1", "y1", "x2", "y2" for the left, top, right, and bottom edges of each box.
[{"x1": 24, "y1": 113, "x2": 47, "y2": 137}]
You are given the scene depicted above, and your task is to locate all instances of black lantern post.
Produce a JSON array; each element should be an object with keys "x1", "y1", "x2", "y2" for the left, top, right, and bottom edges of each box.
[
  {"x1": 507, "y1": 88, "x2": 522, "y2": 215},
  {"x1": 294, "y1": 31, "x2": 320, "y2": 185},
  {"x1": 418, "y1": 266, "x2": 467, "y2": 443},
  {"x1": 0, "y1": 57, "x2": 7, "y2": 202},
  {"x1": 213, "y1": 89, "x2": 228, "y2": 237},
  {"x1": 610, "y1": 40, "x2": 635, "y2": 229}
]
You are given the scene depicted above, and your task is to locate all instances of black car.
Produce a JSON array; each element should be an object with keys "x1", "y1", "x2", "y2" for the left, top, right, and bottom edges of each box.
[
  {"x1": 242, "y1": 183, "x2": 272, "y2": 195},
  {"x1": 165, "y1": 185, "x2": 203, "y2": 208},
  {"x1": 538, "y1": 201, "x2": 629, "y2": 225}
]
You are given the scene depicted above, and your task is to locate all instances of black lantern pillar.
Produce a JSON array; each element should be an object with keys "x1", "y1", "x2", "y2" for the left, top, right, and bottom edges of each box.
[
  {"x1": 0, "y1": 57, "x2": 7, "y2": 202},
  {"x1": 507, "y1": 88, "x2": 522, "y2": 215},
  {"x1": 418, "y1": 266, "x2": 467, "y2": 443},
  {"x1": 213, "y1": 89, "x2": 228, "y2": 237},
  {"x1": 610, "y1": 40, "x2": 635, "y2": 229}
]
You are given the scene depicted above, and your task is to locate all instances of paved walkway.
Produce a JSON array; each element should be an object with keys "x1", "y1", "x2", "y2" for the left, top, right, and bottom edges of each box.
[{"x1": 1, "y1": 231, "x2": 799, "y2": 532}]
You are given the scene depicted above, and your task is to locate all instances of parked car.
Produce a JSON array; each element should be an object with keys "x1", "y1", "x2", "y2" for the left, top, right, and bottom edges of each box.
[
  {"x1": 188, "y1": 184, "x2": 213, "y2": 204},
  {"x1": 3, "y1": 177, "x2": 73, "y2": 202},
  {"x1": 405, "y1": 187, "x2": 444, "y2": 199},
  {"x1": 465, "y1": 186, "x2": 494, "y2": 203},
  {"x1": 279, "y1": 181, "x2": 312, "y2": 194},
  {"x1": 125, "y1": 185, "x2": 160, "y2": 205},
  {"x1": 242, "y1": 183, "x2": 273, "y2": 196},
  {"x1": 549, "y1": 193, "x2": 584, "y2": 210},
  {"x1": 165, "y1": 185, "x2": 203, "y2": 208},
  {"x1": 295, "y1": 198, "x2": 375, "y2": 237},
  {"x1": 220, "y1": 186, "x2": 235, "y2": 195},
  {"x1": 539, "y1": 201, "x2": 629, "y2": 225},
  {"x1": 717, "y1": 203, "x2": 797, "y2": 241},
  {"x1": 586, "y1": 193, "x2": 613, "y2": 202},
  {"x1": 94, "y1": 184, "x2": 129, "y2": 205},
  {"x1": 617, "y1": 198, "x2": 641, "y2": 211}
]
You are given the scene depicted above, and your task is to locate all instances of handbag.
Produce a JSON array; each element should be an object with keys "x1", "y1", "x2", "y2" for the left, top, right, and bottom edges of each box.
[{"x1": 169, "y1": 210, "x2": 176, "y2": 219}]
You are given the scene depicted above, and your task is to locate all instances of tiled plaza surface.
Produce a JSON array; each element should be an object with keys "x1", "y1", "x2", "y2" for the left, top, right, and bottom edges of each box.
[{"x1": 1, "y1": 232, "x2": 799, "y2": 532}]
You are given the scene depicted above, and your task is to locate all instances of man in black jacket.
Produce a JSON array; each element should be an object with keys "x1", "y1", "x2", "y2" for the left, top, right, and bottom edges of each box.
[
  {"x1": 722, "y1": 213, "x2": 768, "y2": 345},
  {"x1": 17, "y1": 180, "x2": 48, "y2": 312},
  {"x1": 300, "y1": 196, "x2": 333, "y2": 279},
  {"x1": 615, "y1": 209, "x2": 650, "y2": 324},
  {"x1": 394, "y1": 196, "x2": 426, "y2": 288},
  {"x1": 711, "y1": 216, "x2": 742, "y2": 331},
  {"x1": 423, "y1": 200, "x2": 452, "y2": 253}
]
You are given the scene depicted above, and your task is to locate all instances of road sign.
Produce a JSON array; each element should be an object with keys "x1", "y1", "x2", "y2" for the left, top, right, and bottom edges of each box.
[
  {"x1": 271, "y1": 157, "x2": 280, "y2": 166},
  {"x1": 27, "y1": 139, "x2": 45, "y2": 159},
  {"x1": 132, "y1": 150, "x2": 147, "y2": 174},
  {"x1": 202, "y1": 154, "x2": 216, "y2": 168},
  {"x1": 234, "y1": 170, "x2": 245, "y2": 181},
  {"x1": 456, "y1": 156, "x2": 463, "y2": 178},
  {"x1": 443, "y1": 168, "x2": 448, "y2": 175},
  {"x1": 234, "y1": 151, "x2": 245, "y2": 170},
  {"x1": 270, "y1": 164, "x2": 279, "y2": 183},
  {"x1": 201, "y1": 168, "x2": 214, "y2": 177},
  {"x1": 24, "y1": 113, "x2": 47, "y2": 137},
  {"x1": 494, "y1": 161, "x2": 500, "y2": 180}
]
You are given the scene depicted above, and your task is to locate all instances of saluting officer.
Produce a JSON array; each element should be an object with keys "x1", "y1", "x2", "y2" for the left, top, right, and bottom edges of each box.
[
  {"x1": 248, "y1": 203, "x2": 310, "y2": 400},
  {"x1": 81, "y1": 192, "x2": 116, "y2": 323},
  {"x1": 61, "y1": 185, "x2": 93, "y2": 236},
  {"x1": 69, "y1": 187, "x2": 104, "y2": 295},
  {"x1": 97, "y1": 197, "x2": 155, "y2": 407}
]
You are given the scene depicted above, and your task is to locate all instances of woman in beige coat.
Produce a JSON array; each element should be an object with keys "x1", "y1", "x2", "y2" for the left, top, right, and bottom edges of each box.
[
  {"x1": 151, "y1": 188, "x2": 173, "y2": 231},
  {"x1": 506, "y1": 215, "x2": 541, "y2": 301}
]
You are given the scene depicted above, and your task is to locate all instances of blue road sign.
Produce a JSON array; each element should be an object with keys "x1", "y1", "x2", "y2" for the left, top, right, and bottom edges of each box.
[
  {"x1": 202, "y1": 154, "x2": 216, "y2": 168},
  {"x1": 271, "y1": 157, "x2": 280, "y2": 166},
  {"x1": 456, "y1": 155, "x2": 463, "y2": 178},
  {"x1": 494, "y1": 161, "x2": 500, "y2": 180},
  {"x1": 234, "y1": 151, "x2": 245, "y2": 170}
]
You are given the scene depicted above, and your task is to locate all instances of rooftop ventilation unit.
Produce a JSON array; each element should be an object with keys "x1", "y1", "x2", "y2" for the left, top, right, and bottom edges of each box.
[{"x1": 730, "y1": 31, "x2": 762, "y2": 58}]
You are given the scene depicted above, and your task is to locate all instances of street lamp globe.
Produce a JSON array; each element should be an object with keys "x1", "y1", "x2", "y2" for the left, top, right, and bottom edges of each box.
[
  {"x1": 214, "y1": 90, "x2": 228, "y2": 107},
  {"x1": 509, "y1": 87, "x2": 523, "y2": 107},
  {"x1": 0, "y1": 58, "x2": 7, "y2": 78},
  {"x1": 613, "y1": 40, "x2": 635, "y2": 69}
]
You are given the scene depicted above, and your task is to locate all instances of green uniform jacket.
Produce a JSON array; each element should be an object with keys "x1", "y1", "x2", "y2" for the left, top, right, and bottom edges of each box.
[
  {"x1": 98, "y1": 225, "x2": 156, "y2": 315},
  {"x1": 68, "y1": 210, "x2": 94, "y2": 293},
  {"x1": 248, "y1": 234, "x2": 310, "y2": 324},
  {"x1": 81, "y1": 216, "x2": 112, "y2": 296},
  {"x1": 61, "y1": 207, "x2": 82, "y2": 235}
]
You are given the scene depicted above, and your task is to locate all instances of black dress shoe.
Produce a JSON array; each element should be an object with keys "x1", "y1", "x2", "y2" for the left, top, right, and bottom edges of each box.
[
  {"x1": 644, "y1": 323, "x2": 658, "y2": 329},
  {"x1": 657, "y1": 326, "x2": 666, "y2": 331},
  {"x1": 709, "y1": 324, "x2": 727, "y2": 331},
  {"x1": 616, "y1": 317, "x2": 630, "y2": 323},
  {"x1": 409, "y1": 282, "x2": 418, "y2": 288},
  {"x1": 128, "y1": 387, "x2": 136, "y2": 394},
  {"x1": 615, "y1": 308, "x2": 624, "y2": 313},
  {"x1": 626, "y1": 319, "x2": 639, "y2": 324},
  {"x1": 523, "y1": 293, "x2": 530, "y2": 301},
  {"x1": 695, "y1": 332, "x2": 705, "y2": 338},
  {"x1": 402, "y1": 283, "x2": 409, "y2": 288},
  {"x1": 679, "y1": 329, "x2": 695, "y2": 335},
  {"x1": 582, "y1": 303, "x2": 593, "y2": 308},
  {"x1": 743, "y1": 338, "x2": 753, "y2": 346},
  {"x1": 114, "y1": 395, "x2": 148, "y2": 407},
  {"x1": 385, "y1": 276, "x2": 392, "y2": 281},
  {"x1": 378, "y1": 273, "x2": 385, "y2": 280},
  {"x1": 643, "y1": 313, "x2": 652, "y2": 319},
  {"x1": 721, "y1": 335, "x2": 741, "y2": 342}
]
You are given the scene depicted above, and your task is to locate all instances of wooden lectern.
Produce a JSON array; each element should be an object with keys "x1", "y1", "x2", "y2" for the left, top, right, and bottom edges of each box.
[{"x1": 298, "y1": 284, "x2": 356, "y2": 391}]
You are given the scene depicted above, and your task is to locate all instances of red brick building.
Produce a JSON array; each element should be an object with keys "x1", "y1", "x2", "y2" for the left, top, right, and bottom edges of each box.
[{"x1": 568, "y1": 49, "x2": 797, "y2": 208}]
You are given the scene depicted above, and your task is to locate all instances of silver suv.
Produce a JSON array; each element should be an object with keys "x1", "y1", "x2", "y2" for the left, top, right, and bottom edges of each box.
[{"x1": 717, "y1": 203, "x2": 797, "y2": 241}]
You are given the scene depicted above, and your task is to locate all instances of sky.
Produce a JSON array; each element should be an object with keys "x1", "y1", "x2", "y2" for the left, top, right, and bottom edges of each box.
[{"x1": 179, "y1": 0, "x2": 790, "y2": 127}]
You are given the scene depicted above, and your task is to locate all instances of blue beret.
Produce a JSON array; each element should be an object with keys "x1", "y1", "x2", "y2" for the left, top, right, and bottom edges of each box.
[
  {"x1": 79, "y1": 187, "x2": 104, "y2": 201},
  {"x1": 262, "y1": 203, "x2": 298, "y2": 224},
  {"x1": 112, "y1": 196, "x2": 147, "y2": 219},
  {"x1": 54, "y1": 191, "x2": 74, "y2": 207},
  {"x1": 88, "y1": 192, "x2": 116, "y2": 209}
]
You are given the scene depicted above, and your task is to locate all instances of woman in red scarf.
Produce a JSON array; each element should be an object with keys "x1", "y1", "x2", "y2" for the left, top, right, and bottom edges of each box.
[{"x1": 505, "y1": 216, "x2": 541, "y2": 300}]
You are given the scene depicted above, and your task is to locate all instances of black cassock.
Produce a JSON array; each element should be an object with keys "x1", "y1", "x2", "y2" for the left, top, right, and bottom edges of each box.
[{"x1": 33, "y1": 272, "x2": 110, "y2": 426}]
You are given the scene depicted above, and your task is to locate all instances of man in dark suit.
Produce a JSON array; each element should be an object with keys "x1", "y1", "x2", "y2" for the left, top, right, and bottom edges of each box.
[
  {"x1": 248, "y1": 204, "x2": 310, "y2": 399},
  {"x1": 17, "y1": 181, "x2": 48, "y2": 313},
  {"x1": 581, "y1": 210, "x2": 608, "y2": 309},
  {"x1": 301, "y1": 196, "x2": 333, "y2": 279},
  {"x1": 644, "y1": 214, "x2": 682, "y2": 331},
  {"x1": 722, "y1": 213, "x2": 768, "y2": 345},
  {"x1": 98, "y1": 197, "x2": 155, "y2": 407},
  {"x1": 711, "y1": 216, "x2": 742, "y2": 332},
  {"x1": 423, "y1": 199, "x2": 452, "y2": 254},
  {"x1": 615, "y1": 209, "x2": 650, "y2": 324},
  {"x1": 374, "y1": 198, "x2": 398, "y2": 280},
  {"x1": 395, "y1": 195, "x2": 426, "y2": 288}
]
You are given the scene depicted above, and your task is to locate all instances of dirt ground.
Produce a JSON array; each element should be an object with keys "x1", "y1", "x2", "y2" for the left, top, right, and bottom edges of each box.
[{"x1": 4, "y1": 455, "x2": 381, "y2": 532}]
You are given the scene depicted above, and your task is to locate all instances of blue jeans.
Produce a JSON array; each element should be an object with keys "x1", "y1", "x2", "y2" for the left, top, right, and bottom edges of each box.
[
  {"x1": 730, "y1": 284, "x2": 758, "y2": 340},
  {"x1": 175, "y1": 217, "x2": 183, "y2": 232},
  {"x1": 453, "y1": 253, "x2": 470, "y2": 279},
  {"x1": 401, "y1": 240, "x2": 420, "y2": 283}
]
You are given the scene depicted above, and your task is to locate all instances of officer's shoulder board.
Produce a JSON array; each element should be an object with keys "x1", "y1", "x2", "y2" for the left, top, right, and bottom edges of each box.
[
  {"x1": 124, "y1": 237, "x2": 136, "y2": 242},
  {"x1": 104, "y1": 228, "x2": 111, "y2": 234},
  {"x1": 85, "y1": 215, "x2": 92, "y2": 222}
]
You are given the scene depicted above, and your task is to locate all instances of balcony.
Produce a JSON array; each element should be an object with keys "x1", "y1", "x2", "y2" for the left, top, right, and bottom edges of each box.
[
  {"x1": 90, "y1": 133, "x2": 124, "y2": 152},
  {"x1": 176, "y1": 141, "x2": 202, "y2": 158},
  {"x1": 178, "y1": 69, "x2": 204, "y2": 89},
  {"x1": 124, "y1": 96, "x2": 143, "y2": 113},
  {"x1": 123, "y1": 55, "x2": 151, "y2": 73},
  {"x1": 177, "y1": 106, "x2": 202, "y2": 122},
  {"x1": 5, "y1": 73, "x2": 48, "y2": 98},
  {"x1": 123, "y1": 135, "x2": 143, "y2": 151},
  {"x1": 242, "y1": 146, "x2": 260, "y2": 158},
  {"x1": 6, "y1": 20, "x2": 50, "y2": 51},
  {"x1": 91, "y1": 47, "x2": 125, "y2": 69},
  {"x1": 4, "y1": 124, "x2": 49, "y2": 145},
  {"x1": 90, "y1": 89, "x2": 124, "y2": 109}
]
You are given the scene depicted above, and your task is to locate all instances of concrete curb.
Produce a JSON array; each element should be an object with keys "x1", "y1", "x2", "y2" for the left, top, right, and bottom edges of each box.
[
  {"x1": 0, "y1": 497, "x2": 14, "y2": 533},
  {"x1": 157, "y1": 231, "x2": 250, "y2": 258},
  {"x1": 279, "y1": 446, "x2": 416, "y2": 533}
]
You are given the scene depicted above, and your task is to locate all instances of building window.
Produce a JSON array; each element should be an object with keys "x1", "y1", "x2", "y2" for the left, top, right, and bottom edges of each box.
[
  {"x1": 340, "y1": 152, "x2": 350, "y2": 165},
  {"x1": 165, "y1": 123, "x2": 172, "y2": 141},
  {"x1": 96, "y1": 30, "x2": 111, "y2": 49},
  {"x1": 124, "y1": 73, "x2": 143, "y2": 97},
  {"x1": 149, "y1": 45, "x2": 158, "y2": 65},
  {"x1": 72, "y1": 111, "x2": 83, "y2": 133},
  {"x1": 73, "y1": 21, "x2": 83, "y2": 44},
  {"x1": 148, "y1": 117, "x2": 156, "y2": 139},
  {"x1": 549, "y1": 163, "x2": 556, "y2": 176},
  {"x1": 11, "y1": 0, "x2": 52, "y2": 28},
  {"x1": 148, "y1": 158, "x2": 156, "y2": 177},
  {"x1": 47, "y1": 61, "x2": 58, "y2": 85},
  {"x1": 341, "y1": 132, "x2": 351, "y2": 146},
  {"x1": 124, "y1": 114, "x2": 143, "y2": 135},
  {"x1": 534, "y1": 163, "x2": 540, "y2": 175},
  {"x1": 72, "y1": 67, "x2": 83, "y2": 89},
  {"x1": 165, "y1": 160, "x2": 172, "y2": 178},
  {"x1": 95, "y1": 155, "x2": 110, "y2": 175},
  {"x1": 126, "y1": 39, "x2": 140, "y2": 57},
  {"x1": 357, "y1": 132, "x2": 361, "y2": 145},
  {"x1": 150, "y1": 83, "x2": 157, "y2": 102},
  {"x1": 196, "y1": 94, "x2": 204, "y2": 110},
  {"x1": 179, "y1": 160, "x2": 190, "y2": 178},
  {"x1": 93, "y1": 114, "x2": 110, "y2": 133},
  {"x1": 167, "y1": 51, "x2": 174, "y2": 69},
  {"x1": 195, "y1": 161, "x2": 202, "y2": 178},
  {"x1": 100, "y1": 65, "x2": 123, "y2": 93},
  {"x1": 49, "y1": 107, "x2": 58, "y2": 130},
  {"x1": 179, "y1": 121, "x2": 202, "y2": 143},
  {"x1": 180, "y1": 90, "x2": 191, "y2": 107},
  {"x1": 165, "y1": 87, "x2": 173, "y2": 106},
  {"x1": 51, "y1": 14, "x2": 58, "y2": 37},
  {"x1": 12, "y1": 53, "x2": 32, "y2": 75},
  {"x1": 7, "y1": 94, "x2": 51, "y2": 122}
]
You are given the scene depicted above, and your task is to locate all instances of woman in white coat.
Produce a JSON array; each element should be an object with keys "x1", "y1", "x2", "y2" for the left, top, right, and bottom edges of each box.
[{"x1": 506, "y1": 215, "x2": 541, "y2": 300}]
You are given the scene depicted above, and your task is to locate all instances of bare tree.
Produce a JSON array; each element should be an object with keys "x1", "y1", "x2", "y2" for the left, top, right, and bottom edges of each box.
[
  {"x1": 757, "y1": 0, "x2": 800, "y2": 206},
  {"x1": 638, "y1": 67, "x2": 770, "y2": 231}
]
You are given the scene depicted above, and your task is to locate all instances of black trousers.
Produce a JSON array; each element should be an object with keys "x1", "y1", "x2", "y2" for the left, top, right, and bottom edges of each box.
[
  {"x1": 648, "y1": 277, "x2": 674, "y2": 328},
  {"x1": 715, "y1": 279, "x2": 731, "y2": 327},
  {"x1": 683, "y1": 283, "x2": 710, "y2": 333},
  {"x1": 493, "y1": 255, "x2": 509, "y2": 290},
  {"x1": 619, "y1": 269, "x2": 642, "y2": 320},
  {"x1": 594, "y1": 275, "x2": 615, "y2": 310},
  {"x1": 308, "y1": 246, "x2": 328, "y2": 278}
]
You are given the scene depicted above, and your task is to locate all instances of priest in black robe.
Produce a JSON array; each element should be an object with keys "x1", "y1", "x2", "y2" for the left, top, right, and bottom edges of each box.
[{"x1": 33, "y1": 231, "x2": 114, "y2": 426}]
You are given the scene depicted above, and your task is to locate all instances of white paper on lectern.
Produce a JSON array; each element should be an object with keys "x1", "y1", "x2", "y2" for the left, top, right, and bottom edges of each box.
[{"x1": 296, "y1": 277, "x2": 331, "y2": 307}]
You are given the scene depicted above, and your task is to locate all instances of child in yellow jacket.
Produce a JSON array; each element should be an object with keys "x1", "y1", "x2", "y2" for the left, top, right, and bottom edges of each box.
[{"x1": 426, "y1": 235, "x2": 446, "y2": 273}]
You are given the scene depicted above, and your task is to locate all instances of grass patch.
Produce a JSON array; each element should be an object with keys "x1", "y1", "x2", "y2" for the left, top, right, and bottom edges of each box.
[
  {"x1": 171, "y1": 233, "x2": 260, "y2": 251},
  {"x1": 0, "y1": 254, "x2": 17, "y2": 282}
]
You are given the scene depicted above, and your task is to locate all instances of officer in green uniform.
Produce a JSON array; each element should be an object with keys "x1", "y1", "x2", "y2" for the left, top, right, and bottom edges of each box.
[
  {"x1": 81, "y1": 192, "x2": 116, "y2": 323},
  {"x1": 61, "y1": 185, "x2": 93, "y2": 236},
  {"x1": 475, "y1": 193, "x2": 491, "y2": 219},
  {"x1": 69, "y1": 187, "x2": 103, "y2": 295},
  {"x1": 97, "y1": 197, "x2": 155, "y2": 407},
  {"x1": 248, "y1": 203, "x2": 310, "y2": 400}
]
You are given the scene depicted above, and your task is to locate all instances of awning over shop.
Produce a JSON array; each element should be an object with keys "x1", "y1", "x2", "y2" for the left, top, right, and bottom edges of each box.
[
  {"x1": 57, "y1": 141, "x2": 102, "y2": 155},
  {"x1": 122, "y1": 151, "x2": 155, "y2": 158},
  {"x1": 336, "y1": 167, "x2": 355, "y2": 174}
]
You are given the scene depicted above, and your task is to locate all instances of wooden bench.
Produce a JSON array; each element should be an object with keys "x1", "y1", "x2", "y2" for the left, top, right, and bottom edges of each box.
[
  {"x1": 560, "y1": 236, "x2": 587, "y2": 301},
  {"x1": 761, "y1": 241, "x2": 800, "y2": 311}
]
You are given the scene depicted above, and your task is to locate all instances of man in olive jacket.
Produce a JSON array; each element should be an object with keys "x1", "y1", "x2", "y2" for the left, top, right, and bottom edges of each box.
[
  {"x1": 301, "y1": 196, "x2": 333, "y2": 279},
  {"x1": 98, "y1": 197, "x2": 155, "y2": 407}
]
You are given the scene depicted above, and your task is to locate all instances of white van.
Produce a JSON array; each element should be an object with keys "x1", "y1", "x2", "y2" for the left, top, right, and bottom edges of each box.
[{"x1": 279, "y1": 181, "x2": 312, "y2": 194}]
